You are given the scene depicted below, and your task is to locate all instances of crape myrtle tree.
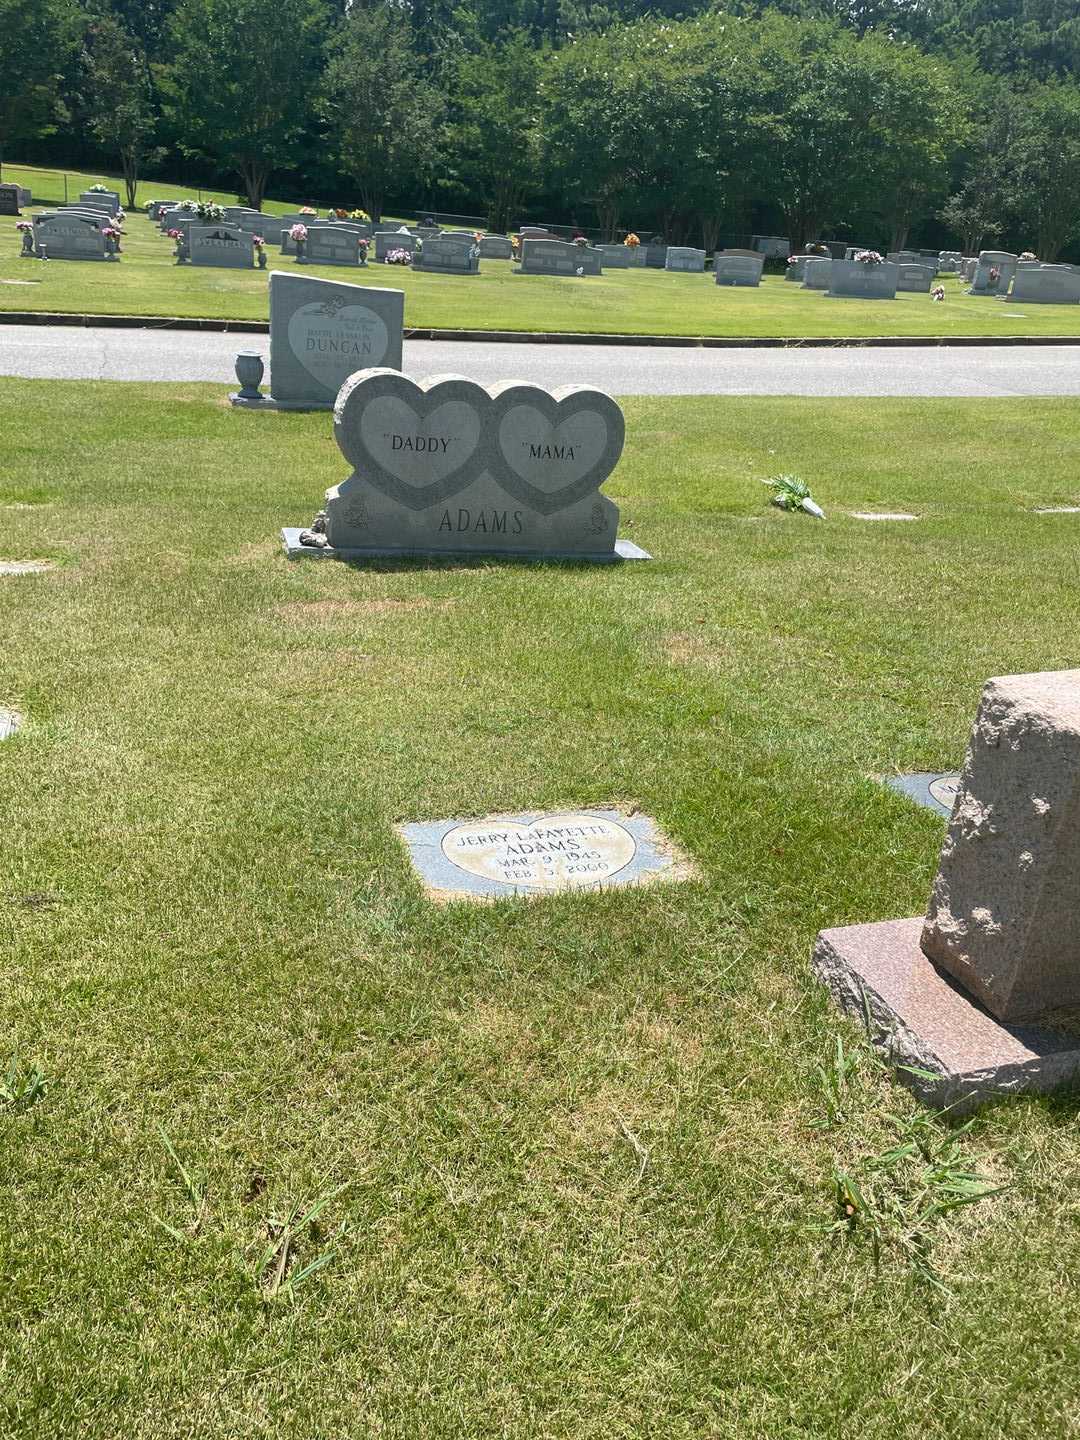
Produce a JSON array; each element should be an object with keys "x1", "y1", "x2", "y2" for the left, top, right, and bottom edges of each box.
[
  {"x1": 0, "y1": 0, "x2": 79, "y2": 180},
  {"x1": 81, "y1": 15, "x2": 162, "y2": 208},
  {"x1": 163, "y1": 0, "x2": 326, "y2": 209},
  {"x1": 318, "y1": 4, "x2": 441, "y2": 223},
  {"x1": 1006, "y1": 81, "x2": 1080, "y2": 261},
  {"x1": 753, "y1": 16, "x2": 884, "y2": 252},
  {"x1": 541, "y1": 20, "x2": 695, "y2": 240},
  {"x1": 857, "y1": 35, "x2": 970, "y2": 252},
  {"x1": 449, "y1": 33, "x2": 542, "y2": 233}
]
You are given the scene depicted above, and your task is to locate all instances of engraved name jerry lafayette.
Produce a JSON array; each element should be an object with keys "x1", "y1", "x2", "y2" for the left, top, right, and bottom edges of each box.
[{"x1": 441, "y1": 814, "x2": 637, "y2": 890}]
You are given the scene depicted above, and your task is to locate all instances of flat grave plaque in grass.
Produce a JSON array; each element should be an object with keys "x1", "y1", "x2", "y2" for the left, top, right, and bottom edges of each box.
[
  {"x1": 882, "y1": 771, "x2": 962, "y2": 818},
  {"x1": 0, "y1": 708, "x2": 22, "y2": 740},
  {"x1": 398, "y1": 809, "x2": 691, "y2": 903}
]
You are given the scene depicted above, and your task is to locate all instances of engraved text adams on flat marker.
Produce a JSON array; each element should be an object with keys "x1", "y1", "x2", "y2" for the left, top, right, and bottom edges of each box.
[{"x1": 440, "y1": 814, "x2": 637, "y2": 891}]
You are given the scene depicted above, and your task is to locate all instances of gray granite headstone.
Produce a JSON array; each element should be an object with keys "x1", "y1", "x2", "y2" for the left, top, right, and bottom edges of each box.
[
  {"x1": 284, "y1": 368, "x2": 650, "y2": 562},
  {"x1": 644, "y1": 245, "x2": 668, "y2": 269},
  {"x1": 189, "y1": 225, "x2": 254, "y2": 268},
  {"x1": 375, "y1": 232, "x2": 421, "y2": 261},
  {"x1": 479, "y1": 235, "x2": 513, "y2": 260},
  {"x1": 714, "y1": 254, "x2": 763, "y2": 287},
  {"x1": 32, "y1": 214, "x2": 111, "y2": 260},
  {"x1": 1008, "y1": 265, "x2": 1080, "y2": 304},
  {"x1": 255, "y1": 272, "x2": 404, "y2": 410},
  {"x1": 826, "y1": 259, "x2": 898, "y2": 299},
  {"x1": 0, "y1": 184, "x2": 22, "y2": 216},
  {"x1": 665, "y1": 247, "x2": 705, "y2": 272},
  {"x1": 398, "y1": 809, "x2": 688, "y2": 902},
  {"x1": 596, "y1": 244, "x2": 630, "y2": 268},
  {"x1": 302, "y1": 225, "x2": 369, "y2": 267},
  {"x1": 519, "y1": 239, "x2": 603, "y2": 276},
  {"x1": 80, "y1": 189, "x2": 120, "y2": 213},
  {"x1": 415, "y1": 234, "x2": 481, "y2": 274},
  {"x1": 971, "y1": 250, "x2": 1017, "y2": 295},
  {"x1": 801, "y1": 257, "x2": 833, "y2": 290},
  {"x1": 896, "y1": 263, "x2": 935, "y2": 293}
]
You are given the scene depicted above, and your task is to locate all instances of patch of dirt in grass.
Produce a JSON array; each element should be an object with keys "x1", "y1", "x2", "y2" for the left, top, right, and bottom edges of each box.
[
  {"x1": 274, "y1": 598, "x2": 455, "y2": 624},
  {"x1": 664, "y1": 629, "x2": 735, "y2": 667}
]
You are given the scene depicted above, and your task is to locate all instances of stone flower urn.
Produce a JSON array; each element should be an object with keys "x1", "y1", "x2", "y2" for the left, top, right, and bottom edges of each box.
[
  {"x1": 20, "y1": 230, "x2": 34, "y2": 257},
  {"x1": 234, "y1": 352, "x2": 265, "y2": 400}
]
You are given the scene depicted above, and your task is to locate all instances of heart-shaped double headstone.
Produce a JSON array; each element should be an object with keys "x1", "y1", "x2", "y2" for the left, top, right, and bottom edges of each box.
[
  {"x1": 334, "y1": 370, "x2": 490, "y2": 511},
  {"x1": 487, "y1": 383, "x2": 624, "y2": 516},
  {"x1": 288, "y1": 302, "x2": 391, "y2": 396}
]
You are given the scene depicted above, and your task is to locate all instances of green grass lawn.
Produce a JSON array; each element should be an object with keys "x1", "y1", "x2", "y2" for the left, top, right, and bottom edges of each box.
[
  {"x1": 4, "y1": 379, "x2": 1080, "y2": 1437},
  {"x1": 4, "y1": 161, "x2": 1079, "y2": 339}
]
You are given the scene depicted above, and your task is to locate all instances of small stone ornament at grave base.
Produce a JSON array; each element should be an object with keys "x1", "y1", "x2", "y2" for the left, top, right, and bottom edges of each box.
[
  {"x1": 398, "y1": 810, "x2": 691, "y2": 903},
  {"x1": 283, "y1": 368, "x2": 651, "y2": 563},
  {"x1": 815, "y1": 670, "x2": 1080, "y2": 1113}
]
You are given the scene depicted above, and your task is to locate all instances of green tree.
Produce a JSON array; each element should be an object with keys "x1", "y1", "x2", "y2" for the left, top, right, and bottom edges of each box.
[
  {"x1": 858, "y1": 37, "x2": 970, "y2": 251},
  {"x1": 163, "y1": 0, "x2": 325, "y2": 209},
  {"x1": 1006, "y1": 81, "x2": 1080, "y2": 260},
  {"x1": 318, "y1": 6, "x2": 442, "y2": 223},
  {"x1": 0, "y1": 0, "x2": 78, "y2": 180},
  {"x1": 450, "y1": 33, "x2": 542, "y2": 232},
  {"x1": 82, "y1": 16, "x2": 161, "y2": 209}
]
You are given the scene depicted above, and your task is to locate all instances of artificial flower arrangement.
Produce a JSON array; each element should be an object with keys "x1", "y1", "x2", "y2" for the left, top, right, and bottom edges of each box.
[
  {"x1": 763, "y1": 473, "x2": 825, "y2": 519},
  {"x1": 931, "y1": 285, "x2": 945, "y2": 301},
  {"x1": 16, "y1": 220, "x2": 33, "y2": 232},
  {"x1": 87, "y1": 183, "x2": 110, "y2": 193},
  {"x1": 573, "y1": 233, "x2": 588, "y2": 247},
  {"x1": 384, "y1": 246, "x2": 414, "y2": 265},
  {"x1": 289, "y1": 223, "x2": 308, "y2": 242},
  {"x1": 624, "y1": 232, "x2": 640, "y2": 247},
  {"x1": 805, "y1": 242, "x2": 830, "y2": 256},
  {"x1": 854, "y1": 249, "x2": 884, "y2": 265},
  {"x1": 194, "y1": 201, "x2": 225, "y2": 223},
  {"x1": 1019, "y1": 250, "x2": 1037, "y2": 260},
  {"x1": 349, "y1": 209, "x2": 370, "y2": 222},
  {"x1": 299, "y1": 206, "x2": 318, "y2": 216}
]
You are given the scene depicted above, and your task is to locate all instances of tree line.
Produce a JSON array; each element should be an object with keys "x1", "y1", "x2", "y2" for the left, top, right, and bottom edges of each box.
[{"x1": 3, "y1": 0, "x2": 1079, "y2": 258}]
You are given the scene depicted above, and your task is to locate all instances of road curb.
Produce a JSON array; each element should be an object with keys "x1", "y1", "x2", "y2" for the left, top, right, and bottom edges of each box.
[{"x1": 2, "y1": 311, "x2": 1080, "y2": 348}]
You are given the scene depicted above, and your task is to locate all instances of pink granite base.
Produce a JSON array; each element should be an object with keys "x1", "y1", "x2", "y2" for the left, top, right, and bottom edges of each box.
[{"x1": 812, "y1": 917, "x2": 1080, "y2": 1114}]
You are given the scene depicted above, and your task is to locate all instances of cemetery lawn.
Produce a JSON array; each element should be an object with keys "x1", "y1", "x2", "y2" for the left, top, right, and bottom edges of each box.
[
  {"x1": 6, "y1": 379, "x2": 1080, "y2": 1439},
  {"x1": 5, "y1": 163, "x2": 1080, "y2": 340}
]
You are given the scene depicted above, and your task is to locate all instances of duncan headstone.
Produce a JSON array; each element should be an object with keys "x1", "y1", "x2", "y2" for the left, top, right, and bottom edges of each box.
[
  {"x1": 236, "y1": 272, "x2": 404, "y2": 410},
  {"x1": 283, "y1": 368, "x2": 649, "y2": 562}
]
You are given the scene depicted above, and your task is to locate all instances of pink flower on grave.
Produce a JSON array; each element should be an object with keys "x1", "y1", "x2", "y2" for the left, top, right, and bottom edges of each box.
[
  {"x1": 101, "y1": 227, "x2": 120, "y2": 239},
  {"x1": 854, "y1": 250, "x2": 884, "y2": 265},
  {"x1": 167, "y1": 228, "x2": 181, "y2": 240},
  {"x1": 290, "y1": 223, "x2": 308, "y2": 242},
  {"x1": 931, "y1": 285, "x2": 945, "y2": 301},
  {"x1": 16, "y1": 221, "x2": 33, "y2": 232},
  {"x1": 253, "y1": 236, "x2": 264, "y2": 248}
]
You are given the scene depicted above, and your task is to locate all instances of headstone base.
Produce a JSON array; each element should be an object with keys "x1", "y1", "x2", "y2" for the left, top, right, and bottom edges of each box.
[
  {"x1": 813, "y1": 917, "x2": 1080, "y2": 1114},
  {"x1": 280, "y1": 527, "x2": 651, "y2": 564},
  {"x1": 229, "y1": 394, "x2": 332, "y2": 412}
]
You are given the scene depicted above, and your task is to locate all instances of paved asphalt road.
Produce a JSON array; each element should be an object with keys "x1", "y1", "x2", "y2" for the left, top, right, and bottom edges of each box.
[{"x1": 1, "y1": 323, "x2": 1079, "y2": 395}]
